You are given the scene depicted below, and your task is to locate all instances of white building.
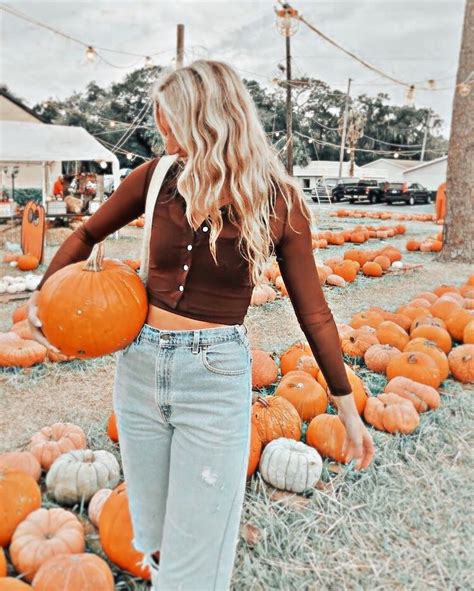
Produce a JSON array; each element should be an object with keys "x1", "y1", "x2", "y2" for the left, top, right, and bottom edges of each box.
[
  {"x1": 402, "y1": 156, "x2": 448, "y2": 191},
  {"x1": 293, "y1": 160, "x2": 362, "y2": 193},
  {"x1": 359, "y1": 158, "x2": 420, "y2": 182}
]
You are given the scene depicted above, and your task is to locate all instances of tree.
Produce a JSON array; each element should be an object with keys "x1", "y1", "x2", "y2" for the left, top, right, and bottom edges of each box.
[{"x1": 437, "y1": 0, "x2": 473, "y2": 263}]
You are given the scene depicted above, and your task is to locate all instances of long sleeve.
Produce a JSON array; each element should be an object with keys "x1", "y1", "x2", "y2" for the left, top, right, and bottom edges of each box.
[
  {"x1": 274, "y1": 194, "x2": 353, "y2": 396},
  {"x1": 36, "y1": 158, "x2": 158, "y2": 290}
]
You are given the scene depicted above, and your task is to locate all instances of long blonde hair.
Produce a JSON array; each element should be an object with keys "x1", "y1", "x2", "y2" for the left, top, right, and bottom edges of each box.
[{"x1": 150, "y1": 59, "x2": 313, "y2": 285}]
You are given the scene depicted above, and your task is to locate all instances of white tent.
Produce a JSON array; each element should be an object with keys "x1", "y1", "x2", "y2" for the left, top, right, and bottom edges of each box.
[{"x1": 0, "y1": 120, "x2": 120, "y2": 206}]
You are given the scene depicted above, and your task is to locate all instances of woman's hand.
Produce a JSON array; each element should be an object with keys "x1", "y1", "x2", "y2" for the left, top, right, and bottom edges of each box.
[
  {"x1": 335, "y1": 393, "x2": 375, "y2": 471},
  {"x1": 26, "y1": 290, "x2": 60, "y2": 353}
]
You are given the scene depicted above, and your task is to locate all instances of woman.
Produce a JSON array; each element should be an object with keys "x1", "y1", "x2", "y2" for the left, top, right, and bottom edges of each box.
[{"x1": 26, "y1": 59, "x2": 374, "y2": 590}]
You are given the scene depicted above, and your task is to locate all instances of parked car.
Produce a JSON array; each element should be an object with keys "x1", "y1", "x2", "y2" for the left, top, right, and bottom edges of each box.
[
  {"x1": 384, "y1": 182, "x2": 433, "y2": 205},
  {"x1": 333, "y1": 178, "x2": 386, "y2": 204}
]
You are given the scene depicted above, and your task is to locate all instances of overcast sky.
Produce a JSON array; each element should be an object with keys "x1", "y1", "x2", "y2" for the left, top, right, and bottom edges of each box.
[{"x1": 1, "y1": 0, "x2": 467, "y2": 137}]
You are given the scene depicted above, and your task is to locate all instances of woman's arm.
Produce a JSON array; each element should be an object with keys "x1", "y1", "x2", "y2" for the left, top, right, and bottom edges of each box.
[
  {"x1": 274, "y1": 191, "x2": 375, "y2": 470},
  {"x1": 35, "y1": 158, "x2": 158, "y2": 291}
]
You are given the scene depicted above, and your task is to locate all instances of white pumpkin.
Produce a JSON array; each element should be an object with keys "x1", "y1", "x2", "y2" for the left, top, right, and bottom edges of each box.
[
  {"x1": 46, "y1": 449, "x2": 120, "y2": 505},
  {"x1": 6, "y1": 283, "x2": 18, "y2": 293},
  {"x1": 25, "y1": 275, "x2": 42, "y2": 291},
  {"x1": 259, "y1": 437, "x2": 323, "y2": 493},
  {"x1": 391, "y1": 261, "x2": 403, "y2": 269},
  {"x1": 0, "y1": 281, "x2": 7, "y2": 294}
]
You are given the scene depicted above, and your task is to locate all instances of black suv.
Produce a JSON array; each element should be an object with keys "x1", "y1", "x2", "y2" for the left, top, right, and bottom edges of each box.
[
  {"x1": 384, "y1": 182, "x2": 433, "y2": 205},
  {"x1": 333, "y1": 178, "x2": 386, "y2": 204}
]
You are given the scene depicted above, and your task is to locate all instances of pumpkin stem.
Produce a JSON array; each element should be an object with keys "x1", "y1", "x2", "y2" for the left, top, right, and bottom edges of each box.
[
  {"x1": 257, "y1": 396, "x2": 269, "y2": 407},
  {"x1": 83, "y1": 242, "x2": 105, "y2": 272}
]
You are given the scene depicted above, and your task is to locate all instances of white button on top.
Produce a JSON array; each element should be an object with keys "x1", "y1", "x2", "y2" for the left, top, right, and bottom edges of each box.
[
  {"x1": 202, "y1": 226, "x2": 209, "y2": 232},
  {"x1": 183, "y1": 264, "x2": 189, "y2": 271},
  {"x1": 187, "y1": 244, "x2": 193, "y2": 250},
  {"x1": 179, "y1": 285, "x2": 184, "y2": 291}
]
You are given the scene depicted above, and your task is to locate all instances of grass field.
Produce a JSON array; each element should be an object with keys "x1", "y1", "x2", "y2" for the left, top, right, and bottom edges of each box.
[{"x1": 1, "y1": 205, "x2": 473, "y2": 590}]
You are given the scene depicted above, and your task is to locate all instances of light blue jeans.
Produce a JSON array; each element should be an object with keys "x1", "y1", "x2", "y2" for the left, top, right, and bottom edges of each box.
[{"x1": 112, "y1": 322, "x2": 253, "y2": 591}]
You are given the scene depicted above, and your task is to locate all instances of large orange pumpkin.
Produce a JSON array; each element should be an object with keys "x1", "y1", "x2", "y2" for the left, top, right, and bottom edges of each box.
[
  {"x1": 99, "y1": 482, "x2": 152, "y2": 580},
  {"x1": 386, "y1": 351, "x2": 441, "y2": 389},
  {"x1": 251, "y1": 395, "x2": 301, "y2": 446},
  {"x1": 384, "y1": 376, "x2": 440, "y2": 412},
  {"x1": 107, "y1": 414, "x2": 119, "y2": 443},
  {"x1": 279, "y1": 342, "x2": 313, "y2": 375},
  {"x1": 403, "y1": 338, "x2": 449, "y2": 381},
  {"x1": 9, "y1": 508, "x2": 85, "y2": 582},
  {"x1": 306, "y1": 414, "x2": 348, "y2": 463},
  {"x1": 410, "y1": 325, "x2": 452, "y2": 353},
  {"x1": 0, "y1": 469, "x2": 42, "y2": 547},
  {"x1": 251, "y1": 350, "x2": 279, "y2": 387},
  {"x1": 275, "y1": 371, "x2": 328, "y2": 421},
  {"x1": 31, "y1": 553, "x2": 114, "y2": 591},
  {"x1": 363, "y1": 393, "x2": 419, "y2": 434},
  {"x1": 247, "y1": 421, "x2": 263, "y2": 477},
  {"x1": 37, "y1": 242, "x2": 148, "y2": 358},
  {"x1": 376, "y1": 321, "x2": 410, "y2": 351},
  {"x1": 28, "y1": 422, "x2": 87, "y2": 471},
  {"x1": 0, "y1": 452, "x2": 41, "y2": 482},
  {"x1": 447, "y1": 344, "x2": 474, "y2": 383}
]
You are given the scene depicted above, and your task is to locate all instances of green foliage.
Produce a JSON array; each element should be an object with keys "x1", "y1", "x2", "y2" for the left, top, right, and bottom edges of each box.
[
  {"x1": 30, "y1": 65, "x2": 447, "y2": 169},
  {"x1": 3, "y1": 187, "x2": 42, "y2": 206}
]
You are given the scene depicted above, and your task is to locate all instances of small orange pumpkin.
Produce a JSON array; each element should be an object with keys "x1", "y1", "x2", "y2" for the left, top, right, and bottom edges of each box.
[
  {"x1": 306, "y1": 414, "x2": 348, "y2": 463},
  {"x1": 275, "y1": 371, "x2": 328, "y2": 421},
  {"x1": 252, "y1": 350, "x2": 279, "y2": 387},
  {"x1": 386, "y1": 351, "x2": 441, "y2": 389},
  {"x1": 251, "y1": 395, "x2": 301, "y2": 446}
]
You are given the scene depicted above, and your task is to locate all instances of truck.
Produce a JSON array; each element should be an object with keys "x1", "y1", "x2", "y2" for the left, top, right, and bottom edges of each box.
[{"x1": 332, "y1": 178, "x2": 386, "y2": 204}]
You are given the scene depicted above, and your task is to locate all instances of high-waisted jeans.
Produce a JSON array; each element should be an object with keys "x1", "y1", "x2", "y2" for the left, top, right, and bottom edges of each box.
[{"x1": 112, "y1": 322, "x2": 253, "y2": 591}]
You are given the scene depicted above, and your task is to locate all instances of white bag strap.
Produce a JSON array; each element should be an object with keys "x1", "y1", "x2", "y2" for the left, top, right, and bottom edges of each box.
[{"x1": 139, "y1": 153, "x2": 179, "y2": 284}]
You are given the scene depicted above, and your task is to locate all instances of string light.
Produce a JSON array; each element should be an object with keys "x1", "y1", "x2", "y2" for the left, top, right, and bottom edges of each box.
[
  {"x1": 85, "y1": 46, "x2": 97, "y2": 63},
  {"x1": 394, "y1": 151, "x2": 400, "y2": 159},
  {"x1": 126, "y1": 152, "x2": 134, "y2": 160},
  {"x1": 99, "y1": 160, "x2": 107, "y2": 169},
  {"x1": 405, "y1": 85, "x2": 416, "y2": 105}
]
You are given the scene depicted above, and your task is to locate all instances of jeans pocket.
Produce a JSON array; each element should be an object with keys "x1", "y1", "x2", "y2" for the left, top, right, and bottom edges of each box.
[{"x1": 200, "y1": 339, "x2": 249, "y2": 376}]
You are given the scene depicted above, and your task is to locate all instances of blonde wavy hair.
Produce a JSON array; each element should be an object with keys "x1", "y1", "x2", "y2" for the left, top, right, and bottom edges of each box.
[{"x1": 150, "y1": 59, "x2": 313, "y2": 285}]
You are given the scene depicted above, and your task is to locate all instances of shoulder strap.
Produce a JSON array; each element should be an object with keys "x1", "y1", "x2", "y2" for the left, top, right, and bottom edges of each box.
[{"x1": 139, "y1": 153, "x2": 179, "y2": 284}]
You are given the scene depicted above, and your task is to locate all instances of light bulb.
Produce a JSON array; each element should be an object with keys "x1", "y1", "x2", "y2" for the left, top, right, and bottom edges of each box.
[
  {"x1": 100, "y1": 160, "x2": 107, "y2": 169},
  {"x1": 109, "y1": 121, "x2": 116, "y2": 128},
  {"x1": 126, "y1": 153, "x2": 133, "y2": 160},
  {"x1": 85, "y1": 46, "x2": 97, "y2": 63},
  {"x1": 394, "y1": 152, "x2": 400, "y2": 159}
]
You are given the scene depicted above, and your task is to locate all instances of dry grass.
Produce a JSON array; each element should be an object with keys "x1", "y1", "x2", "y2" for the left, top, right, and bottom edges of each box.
[{"x1": 1, "y1": 208, "x2": 473, "y2": 589}]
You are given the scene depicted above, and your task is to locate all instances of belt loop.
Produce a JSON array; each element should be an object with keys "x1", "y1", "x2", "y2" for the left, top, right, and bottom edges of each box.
[{"x1": 192, "y1": 330, "x2": 200, "y2": 354}]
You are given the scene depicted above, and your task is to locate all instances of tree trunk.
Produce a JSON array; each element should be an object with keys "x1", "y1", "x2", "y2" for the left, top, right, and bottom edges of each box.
[{"x1": 437, "y1": 0, "x2": 474, "y2": 263}]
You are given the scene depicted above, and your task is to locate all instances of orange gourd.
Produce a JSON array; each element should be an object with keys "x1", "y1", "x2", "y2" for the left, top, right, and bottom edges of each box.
[
  {"x1": 410, "y1": 325, "x2": 452, "y2": 353},
  {"x1": 384, "y1": 376, "x2": 440, "y2": 412},
  {"x1": 447, "y1": 344, "x2": 474, "y2": 383},
  {"x1": 31, "y1": 553, "x2": 114, "y2": 591},
  {"x1": 0, "y1": 469, "x2": 42, "y2": 547},
  {"x1": 306, "y1": 414, "x2": 348, "y2": 463},
  {"x1": 107, "y1": 414, "x2": 119, "y2": 443},
  {"x1": 251, "y1": 395, "x2": 301, "y2": 446},
  {"x1": 403, "y1": 338, "x2": 449, "y2": 381},
  {"x1": 376, "y1": 321, "x2": 410, "y2": 351},
  {"x1": 363, "y1": 393, "x2": 419, "y2": 434},
  {"x1": 247, "y1": 421, "x2": 263, "y2": 477},
  {"x1": 275, "y1": 371, "x2": 328, "y2": 421},
  {"x1": 28, "y1": 422, "x2": 87, "y2": 471},
  {"x1": 10, "y1": 508, "x2": 85, "y2": 582},
  {"x1": 37, "y1": 242, "x2": 148, "y2": 358},
  {"x1": 251, "y1": 350, "x2": 279, "y2": 387},
  {"x1": 99, "y1": 482, "x2": 152, "y2": 580},
  {"x1": 386, "y1": 351, "x2": 441, "y2": 389},
  {"x1": 0, "y1": 452, "x2": 41, "y2": 482}
]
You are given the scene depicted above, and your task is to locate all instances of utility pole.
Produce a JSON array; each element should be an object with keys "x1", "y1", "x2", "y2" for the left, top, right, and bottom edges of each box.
[
  {"x1": 420, "y1": 109, "x2": 431, "y2": 161},
  {"x1": 285, "y1": 34, "x2": 293, "y2": 175},
  {"x1": 275, "y1": 2, "x2": 302, "y2": 176},
  {"x1": 338, "y1": 78, "x2": 352, "y2": 179},
  {"x1": 176, "y1": 24, "x2": 185, "y2": 69}
]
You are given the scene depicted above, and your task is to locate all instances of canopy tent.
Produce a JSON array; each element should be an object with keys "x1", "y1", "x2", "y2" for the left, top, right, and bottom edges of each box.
[{"x1": 0, "y1": 120, "x2": 121, "y2": 205}]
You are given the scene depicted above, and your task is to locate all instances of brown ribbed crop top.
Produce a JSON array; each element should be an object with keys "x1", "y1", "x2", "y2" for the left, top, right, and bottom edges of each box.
[{"x1": 36, "y1": 156, "x2": 352, "y2": 395}]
